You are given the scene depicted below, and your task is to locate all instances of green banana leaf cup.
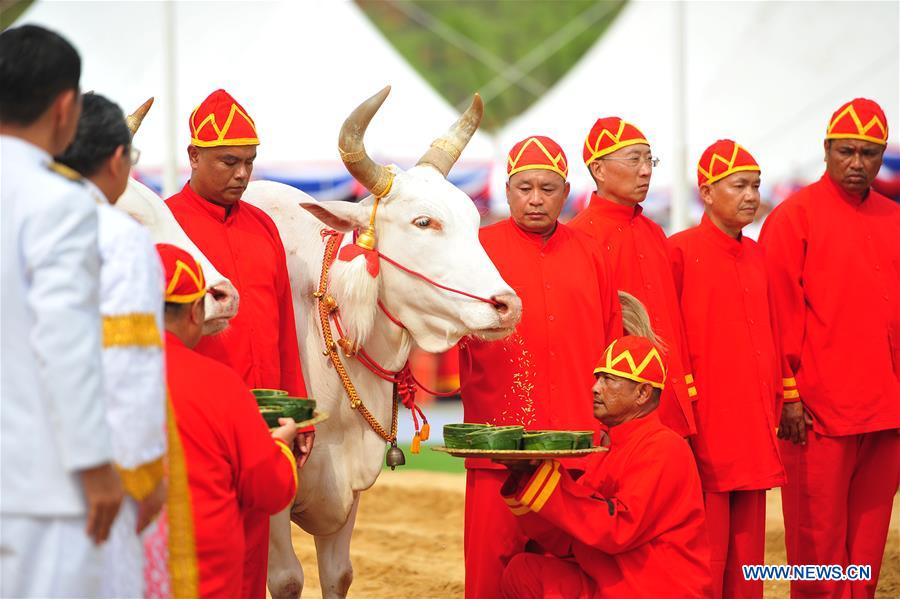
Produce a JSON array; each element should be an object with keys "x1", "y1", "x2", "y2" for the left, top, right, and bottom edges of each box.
[
  {"x1": 466, "y1": 425, "x2": 524, "y2": 450},
  {"x1": 443, "y1": 423, "x2": 491, "y2": 449}
]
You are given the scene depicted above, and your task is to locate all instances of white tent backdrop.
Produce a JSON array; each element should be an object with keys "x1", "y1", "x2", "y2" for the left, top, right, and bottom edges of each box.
[
  {"x1": 16, "y1": 1, "x2": 898, "y2": 213},
  {"x1": 18, "y1": 0, "x2": 496, "y2": 196},
  {"x1": 496, "y1": 0, "x2": 900, "y2": 221}
]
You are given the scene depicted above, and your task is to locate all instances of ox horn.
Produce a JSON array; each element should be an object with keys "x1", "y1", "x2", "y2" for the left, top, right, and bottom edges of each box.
[
  {"x1": 416, "y1": 93, "x2": 483, "y2": 177},
  {"x1": 126, "y1": 97, "x2": 154, "y2": 135},
  {"x1": 338, "y1": 86, "x2": 394, "y2": 198}
]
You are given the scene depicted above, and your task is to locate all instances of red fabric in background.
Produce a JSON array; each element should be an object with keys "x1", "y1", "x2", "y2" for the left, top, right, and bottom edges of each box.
[
  {"x1": 704, "y1": 489, "x2": 766, "y2": 599},
  {"x1": 780, "y1": 430, "x2": 899, "y2": 598},
  {"x1": 464, "y1": 470, "x2": 529, "y2": 599}
]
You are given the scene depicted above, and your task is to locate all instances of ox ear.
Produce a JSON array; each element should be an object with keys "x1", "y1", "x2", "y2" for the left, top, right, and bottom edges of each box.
[{"x1": 300, "y1": 201, "x2": 371, "y2": 233}]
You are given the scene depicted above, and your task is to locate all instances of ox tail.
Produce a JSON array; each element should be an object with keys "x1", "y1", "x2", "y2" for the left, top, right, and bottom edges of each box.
[{"x1": 618, "y1": 290, "x2": 666, "y2": 350}]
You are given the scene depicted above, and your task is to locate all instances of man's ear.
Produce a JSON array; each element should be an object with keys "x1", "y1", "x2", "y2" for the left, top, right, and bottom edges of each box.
[
  {"x1": 54, "y1": 88, "x2": 79, "y2": 127},
  {"x1": 699, "y1": 183, "x2": 713, "y2": 207},
  {"x1": 589, "y1": 160, "x2": 604, "y2": 186},
  {"x1": 187, "y1": 145, "x2": 200, "y2": 170},
  {"x1": 108, "y1": 145, "x2": 126, "y2": 178},
  {"x1": 300, "y1": 200, "x2": 373, "y2": 232},
  {"x1": 633, "y1": 382, "x2": 654, "y2": 408},
  {"x1": 190, "y1": 296, "x2": 205, "y2": 327}
]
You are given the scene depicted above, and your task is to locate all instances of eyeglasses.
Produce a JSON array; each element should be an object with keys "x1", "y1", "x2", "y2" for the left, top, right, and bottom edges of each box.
[
  {"x1": 128, "y1": 146, "x2": 141, "y2": 166},
  {"x1": 599, "y1": 156, "x2": 660, "y2": 168}
]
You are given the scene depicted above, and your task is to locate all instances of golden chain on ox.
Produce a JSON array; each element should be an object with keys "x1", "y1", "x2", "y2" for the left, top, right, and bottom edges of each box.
[{"x1": 316, "y1": 232, "x2": 398, "y2": 443}]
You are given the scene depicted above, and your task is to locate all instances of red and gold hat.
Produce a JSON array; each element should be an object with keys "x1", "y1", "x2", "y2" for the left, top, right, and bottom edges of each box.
[
  {"x1": 507, "y1": 135, "x2": 568, "y2": 180},
  {"x1": 583, "y1": 117, "x2": 649, "y2": 165},
  {"x1": 189, "y1": 89, "x2": 260, "y2": 147},
  {"x1": 826, "y1": 98, "x2": 888, "y2": 145},
  {"x1": 157, "y1": 243, "x2": 206, "y2": 303},
  {"x1": 593, "y1": 336, "x2": 666, "y2": 389},
  {"x1": 697, "y1": 139, "x2": 760, "y2": 187}
]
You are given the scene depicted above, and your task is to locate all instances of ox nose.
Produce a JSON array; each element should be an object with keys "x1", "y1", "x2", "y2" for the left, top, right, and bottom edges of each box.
[{"x1": 492, "y1": 292, "x2": 522, "y2": 329}]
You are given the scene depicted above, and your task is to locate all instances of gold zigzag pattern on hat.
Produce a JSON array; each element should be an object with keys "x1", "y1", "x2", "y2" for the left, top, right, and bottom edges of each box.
[
  {"x1": 190, "y1": 102, "x2": 259, "y2": 146},
  {"x1": 585, "y1": 119, "x2": 628, "y2": 155},
  {"x1": 605, "y1": 339, "x2": 665, "y2": 378},
  {"x1": 827, "y1": 104, "x2": 887, "y2": 142},
  {"x1": 508, "y1": 137, "x2": 567, "y2": 175},
  {"x1": 698, "y1": 142, "x2": 759, "y2": 184},
  {"x1": 166, "y1": 258, "x2": 206, "y2": 303}
]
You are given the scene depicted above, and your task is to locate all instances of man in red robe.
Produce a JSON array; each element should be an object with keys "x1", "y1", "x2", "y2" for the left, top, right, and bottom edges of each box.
[
  {"x1": 759, "y1": 98, "x2": 900, "y2": 598},
  {"x1": 569, "y1": 117, "x2": 697, "y2": 437},
  {"x1": 499, "y1": 335, "x2": 712, "y2": 599},
  {"x1": 670, "y1": 140, "x2": 793, "y2": 598},
  {"x1": 165, "y1": 89, "x2": 311, "y2": 597},
  {"x1": 159, "y1": 243, "x2": 301, "y2": 598},
  {"x1": 459, "y1": 135, "x2": 623, "y2": 598}
]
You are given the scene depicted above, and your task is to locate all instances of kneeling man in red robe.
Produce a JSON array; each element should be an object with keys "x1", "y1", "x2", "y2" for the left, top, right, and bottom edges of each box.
[{"x1": 499, "y1": 336, "x2": 712, "y2": 599}]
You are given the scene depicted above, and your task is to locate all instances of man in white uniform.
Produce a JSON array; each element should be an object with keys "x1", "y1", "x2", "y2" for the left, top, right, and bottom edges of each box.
[
  {"x1": 0, "y1": 25, "x2": 123, "y2": 598},
  {"x1": 57, "y1": 92, "x2": 167, "y2": 598}
]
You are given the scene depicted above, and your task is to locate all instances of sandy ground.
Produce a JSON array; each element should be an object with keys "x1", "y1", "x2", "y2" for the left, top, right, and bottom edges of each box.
[{"x1": 284, "y1": 471, "x2": 899, "y2": 598}]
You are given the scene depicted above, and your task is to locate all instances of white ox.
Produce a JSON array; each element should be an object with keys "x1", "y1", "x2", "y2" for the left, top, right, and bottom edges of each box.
[{"x1": 241, "y1": 87, "x2": 522, "y2": 598}]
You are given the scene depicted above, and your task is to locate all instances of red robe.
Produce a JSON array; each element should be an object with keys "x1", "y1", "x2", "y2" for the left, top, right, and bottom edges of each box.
[
  {"x1": 669, "y1": 215, "x2": 788, "y2": 492},
  {"x1": 166, "y1": 182, "x2": 307, "y2": 396},
  {"x1": 759, "y1": 174, "x2": 900, "y2": 597},
  {"x1": 501, "y1": 412, "x2": 712, "y2": 599},
  {"x1": 569, "y1": 194, "x2": 697, "y2": 436},
  {"x1": 459, "y1": 218, "x2": 623, "y2": 598},
  {"x1": 165, "y1": 332, "x2": 297, "y2": 599}
]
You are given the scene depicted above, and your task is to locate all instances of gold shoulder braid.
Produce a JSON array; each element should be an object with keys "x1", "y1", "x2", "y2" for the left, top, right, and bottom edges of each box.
[
  {"x1": 47, "y1": 161, "x2": 83, "y2": 182},
  {"x1": 165, "y1": 395, "x2": 199, "y2": 597},
  {"x1": 102, "y1": 313, "x2": 162, "y2": 348}
]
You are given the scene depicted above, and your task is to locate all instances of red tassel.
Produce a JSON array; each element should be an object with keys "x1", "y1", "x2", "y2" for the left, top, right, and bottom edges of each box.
[{"x1": 337, "y1": 244, "x2": 380, "y2": 277}]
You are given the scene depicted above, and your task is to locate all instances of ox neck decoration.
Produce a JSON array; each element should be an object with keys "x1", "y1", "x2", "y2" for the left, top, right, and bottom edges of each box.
[{"x1": 316, "y1": 230, "x2": 402, "y2": 464}]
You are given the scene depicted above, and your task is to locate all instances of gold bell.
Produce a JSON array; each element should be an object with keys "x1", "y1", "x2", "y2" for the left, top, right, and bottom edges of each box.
[
  {"x1": 356, "y1": 225, "x2": 376, "y2": 251},
  {"x1": 385, "y1": 442, "x2": 406, "y2": 470}
]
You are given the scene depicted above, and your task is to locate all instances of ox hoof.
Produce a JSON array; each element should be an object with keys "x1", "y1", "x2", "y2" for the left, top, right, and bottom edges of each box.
[{"x1": 268, "y1": 576, "x2": 303, "y2": 599}]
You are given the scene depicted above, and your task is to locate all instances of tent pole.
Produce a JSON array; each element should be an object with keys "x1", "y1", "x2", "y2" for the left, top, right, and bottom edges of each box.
[
  {"x1": 162, "y1": 0, "x2": 178, "y2": 197},
  {"x1": 669, "y1": 0, "x2": 689, "y2": 233}
]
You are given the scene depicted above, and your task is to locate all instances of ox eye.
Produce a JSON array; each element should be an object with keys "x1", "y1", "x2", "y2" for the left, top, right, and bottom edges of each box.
[{"x1": 413, "y1": 217, "x2": 432, "y2": 228}]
